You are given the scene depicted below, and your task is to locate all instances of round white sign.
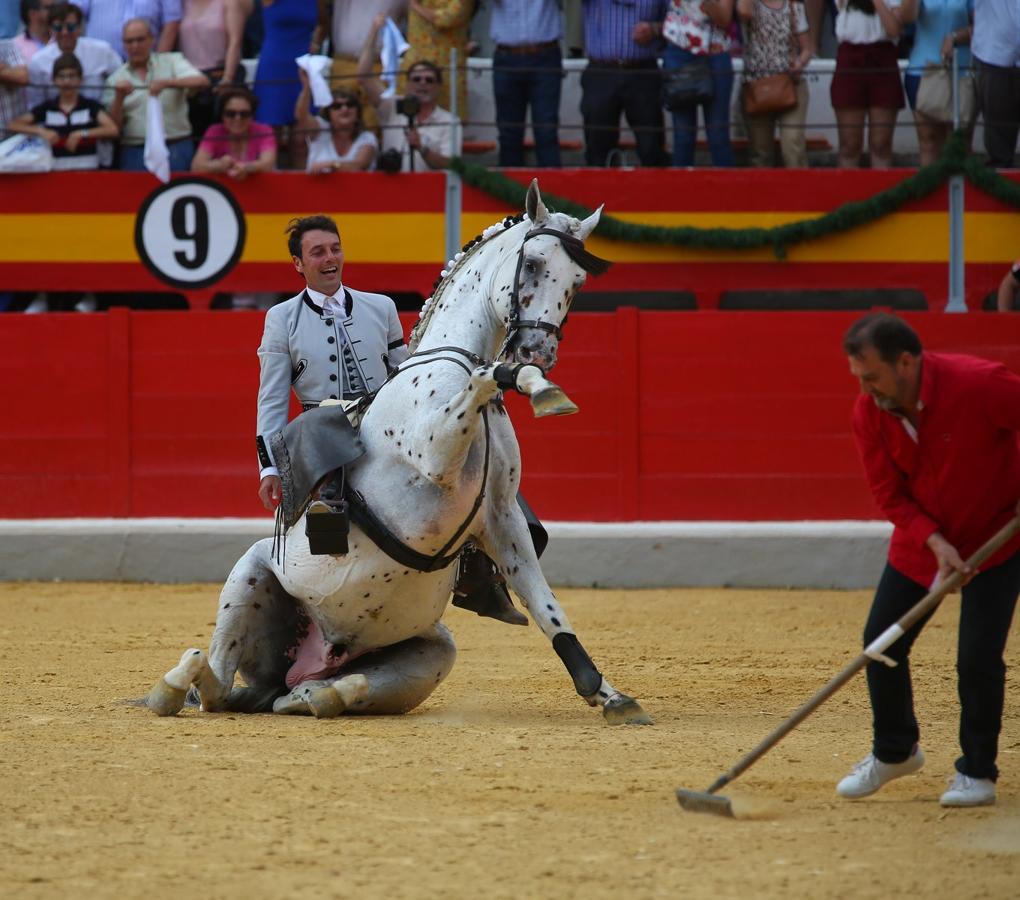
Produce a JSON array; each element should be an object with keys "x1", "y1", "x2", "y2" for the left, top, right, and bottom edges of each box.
[{"x1": 134, "y1": 178, "x2": 246, "y2": 289}]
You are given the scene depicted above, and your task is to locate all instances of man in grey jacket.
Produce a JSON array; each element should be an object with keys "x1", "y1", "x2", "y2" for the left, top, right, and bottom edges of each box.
[{"x1": 256, "y1": 215, "x2": 526, "y2": 626}]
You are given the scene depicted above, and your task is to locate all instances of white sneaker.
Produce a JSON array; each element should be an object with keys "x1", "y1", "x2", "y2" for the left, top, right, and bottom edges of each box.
[
  {"x1": 940, "y1": 773, "x2": 995, "y2": 807},
  {"x1": 836, "y1": 747, "x2": 926, "y2": 799}
]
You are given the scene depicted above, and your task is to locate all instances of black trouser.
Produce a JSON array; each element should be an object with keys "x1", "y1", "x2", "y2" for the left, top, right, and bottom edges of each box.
[
  {"x1": 976, "y1": 58, "x2": 1020, "y2": 169},
  {"x1": 580, "y1": 61, "x2": 668, "y2": 168},
  {"x1": 864, "y1": 550, "x2": 1020, "y2": 780}
]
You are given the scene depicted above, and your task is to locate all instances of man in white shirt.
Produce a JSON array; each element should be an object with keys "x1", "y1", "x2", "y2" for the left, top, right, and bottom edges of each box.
[
  {"x1": 357, "y1": 13, "x2": 460, "y2": 172},
  {"x1": 28, "y1": 3, "x2": 121, "y2": 107},
  {"x1": 972, "y1": 0, "x2": 1020, "y2": 168}
]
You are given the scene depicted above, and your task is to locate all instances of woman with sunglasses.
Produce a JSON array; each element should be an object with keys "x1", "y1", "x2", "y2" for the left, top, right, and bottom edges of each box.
[
  {"x1": 295, "y1": 67, "x2": 377, "y2": 174},
  {"x1": 191, "y1": 86, "x2": 277, "y2": 179}
]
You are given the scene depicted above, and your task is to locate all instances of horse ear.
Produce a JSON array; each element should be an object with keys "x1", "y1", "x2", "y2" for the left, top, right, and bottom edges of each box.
[
  {"x1": 526, "y1": 179, "x2": 549, "y2": 225},
  {"x1": 576, "y1": 204, "x2": 603, "y2": 242}
]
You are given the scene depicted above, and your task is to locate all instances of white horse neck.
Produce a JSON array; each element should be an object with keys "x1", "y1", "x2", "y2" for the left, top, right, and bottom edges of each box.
[{"x1": 412, "y1": 220, "x2": 527, "y2": 360}]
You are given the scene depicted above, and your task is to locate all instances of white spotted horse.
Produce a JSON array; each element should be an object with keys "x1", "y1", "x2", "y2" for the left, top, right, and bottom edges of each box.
[{"x1": 147, "y1": 180, "x2": 652, "y2": 727}]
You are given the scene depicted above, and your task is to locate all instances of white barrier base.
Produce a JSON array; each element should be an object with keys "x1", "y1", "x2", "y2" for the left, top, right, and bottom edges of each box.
[{"x1": 0, "y1": 519, "x2": 891, "y2": 589}]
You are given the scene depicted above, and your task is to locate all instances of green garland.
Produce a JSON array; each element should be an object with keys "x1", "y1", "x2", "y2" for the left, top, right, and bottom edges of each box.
[{"x1": 450, "y1": 132, "x2": 1020, "y2": 259}]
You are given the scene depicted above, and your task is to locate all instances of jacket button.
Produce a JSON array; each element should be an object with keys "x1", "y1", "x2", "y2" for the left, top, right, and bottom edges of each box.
[
  {"x1": 330, "y1": 354, "x2": 337, "y2": 362},
  {"x1": 329, "y1": 374, "x2": 337, "y2": 381},
  {"x1": 327, "y1": 336, "x2": 335, "y2": 344},
  {"x1": 329, "y1": 394, "x2": 337, "y2": 399},
  {"x1": 325, "y1": 318, "x2": 333, "y2": 326}
]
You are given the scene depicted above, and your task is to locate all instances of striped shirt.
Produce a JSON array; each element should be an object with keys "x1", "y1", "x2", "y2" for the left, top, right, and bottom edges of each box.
[
  {"x1": 0, "y1": 39, "x2": 27, "y2": 137},
  {"x1": 489, "y1": 0, "x2": 562, "y2": 46},
  {"x1": 78, "y1": 0, "x2": 182, "y2": 57},
  {"x1": 583, "y1": 0, "x2": 667, "y2": 61}
]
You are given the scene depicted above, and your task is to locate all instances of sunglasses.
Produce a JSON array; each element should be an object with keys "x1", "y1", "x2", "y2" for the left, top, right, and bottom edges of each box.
[
  {"x1": 223, "y1": 108, "x2": 252, "y2": 119},
  {"x1": 51, "y1": 21, "x2": 80, "y2": 32},
  {"x1": 329, "y1": 100, "x2": 357, "y2": 110},
  {"x1": 408, "y1": 75, "x2": 437, "y2": 85}
]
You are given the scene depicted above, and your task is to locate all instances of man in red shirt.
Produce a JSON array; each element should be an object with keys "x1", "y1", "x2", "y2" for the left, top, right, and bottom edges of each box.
[{"x1": 837, "y1": 313, "x2": 1020, "y2": 807}]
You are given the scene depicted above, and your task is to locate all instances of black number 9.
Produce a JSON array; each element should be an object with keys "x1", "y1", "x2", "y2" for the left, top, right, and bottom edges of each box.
[{"x1": 171, "y1": 196, "x2": 210, "y2": 270}]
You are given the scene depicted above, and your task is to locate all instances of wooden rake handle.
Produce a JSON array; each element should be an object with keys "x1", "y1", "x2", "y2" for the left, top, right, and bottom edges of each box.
[{"x1": 706, "y1": 516, "x2": 1020, "y2": 795}]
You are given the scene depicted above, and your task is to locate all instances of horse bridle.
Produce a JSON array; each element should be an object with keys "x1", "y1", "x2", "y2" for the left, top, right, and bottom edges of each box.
[{"x1": 498, "y1": 225, "x2": 612, "y2": 360}]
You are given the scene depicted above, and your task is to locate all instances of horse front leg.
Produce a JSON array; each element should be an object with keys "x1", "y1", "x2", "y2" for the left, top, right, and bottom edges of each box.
[
  {"x1": 481, "y1": 514, "x2": 652, "y2": 726},
  {"x1": 494, "y1": 363, "x2": 578, "y2": 418}
]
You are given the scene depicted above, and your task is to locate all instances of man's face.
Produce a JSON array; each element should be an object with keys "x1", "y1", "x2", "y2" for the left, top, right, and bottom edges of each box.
[
  {"x1": 53, "y1": 67, "x2": 81, "y2": 90},
  {"x1": 51, "y1": 14, "x2": 82, "y2": 52},
  {"x1": 848, "y1": 346, "x2": 919, "y2": 412},
  {"x1": 293, "y1": 229, "x2": 343, "y2": 296},
  {"x1": 406, "y1": 65, "x2": 440, "y2": 107},
  {"x1": 122, "y1": 23, "x2": 153, "y2": 65}
]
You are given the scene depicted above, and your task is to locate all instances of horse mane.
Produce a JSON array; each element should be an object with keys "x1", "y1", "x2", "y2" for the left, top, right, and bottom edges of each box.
[{"x1": 408, "y1": 213, "x2": 525, "y2": 353}]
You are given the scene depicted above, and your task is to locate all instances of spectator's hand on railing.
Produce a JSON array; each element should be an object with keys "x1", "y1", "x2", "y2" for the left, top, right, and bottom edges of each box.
[
  {"x1": 64, "y1": 129, "x2": 88, "y2": 153},
  {"x1": 37, "y1": 126, "x2": 61, "y2": 146},
  {"x1": 632, "y1": 21, "x2": 659, "y2": 45},
  {"x1": 114, "y1": 79, "x2": 135, "y2": 98},
  {"x1": 149, "y1": 78, "x2": 173, "y2": 97},
  {"x1": 939, "y1": 33, "x2": 955, "y2": 63}
]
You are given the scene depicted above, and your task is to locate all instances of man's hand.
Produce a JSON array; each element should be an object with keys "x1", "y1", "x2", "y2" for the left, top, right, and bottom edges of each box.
[
  {"x1": 115, "y1": 79, "x2": 135, "y2": 97},
  {"x1": 405, "y1": 125, "x2": 422, "y2": 150},
  {"x1": 632, "y1": 21, "x2": 658, "y2": 44},
  {"x1": 64, "y1": 129, "x2": 85, "y2": 152},
  {"x1": 149, "y1": 78, "x2": 173, "y2": 96},
  {"x1": 926, "y1": 531, "x2": 974, "y2": 587},
  {"x1": 38, "y1": 127, "x2": 60, "y2": 145},
  {"x1": 259, "y1": 475, "x2": 282, "y2": 511}
]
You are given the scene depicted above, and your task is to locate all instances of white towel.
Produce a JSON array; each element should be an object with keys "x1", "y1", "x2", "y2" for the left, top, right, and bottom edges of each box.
[
  {"x1": 379, "y1": 17, "x2": 409, "y2": 99},
  {"x1": 143, "y1": 95, "x2": 170, "y2": 183},
  {"x1": 295, "y1": 53, "x2": 335, "y2": 109}
]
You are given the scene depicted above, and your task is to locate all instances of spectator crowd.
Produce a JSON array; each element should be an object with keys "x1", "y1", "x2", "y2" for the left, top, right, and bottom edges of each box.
[{"x1": 0, "y1": 0, "x2": 1016, "y2": 176}]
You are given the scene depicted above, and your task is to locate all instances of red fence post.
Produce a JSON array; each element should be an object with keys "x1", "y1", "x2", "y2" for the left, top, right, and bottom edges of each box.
[
  {"x1": 616, "y1": 306, "x2": 640, "y2": 520},
  {"x1": 106, "y1": 307, "x2": 132, "y2": 516}
]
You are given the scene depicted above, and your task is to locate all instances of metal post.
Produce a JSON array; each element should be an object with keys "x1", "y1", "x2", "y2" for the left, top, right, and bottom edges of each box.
[
  {"x1": 946, "y1": 48, "x2": 967, "y2": 312},
  {"x1": 444, "y1": 48, "x2": 463, "y2": 268}
]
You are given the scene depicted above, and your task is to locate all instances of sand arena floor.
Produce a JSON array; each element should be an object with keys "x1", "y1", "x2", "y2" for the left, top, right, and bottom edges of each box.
[{"x1": 1, "y1": 582, "x2": 1019, "y2": 899}]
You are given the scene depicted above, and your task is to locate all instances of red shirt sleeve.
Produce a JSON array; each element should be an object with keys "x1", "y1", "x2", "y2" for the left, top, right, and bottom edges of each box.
[{"x1": 852, "y1": 398, "x2": 939, "y2": 550}]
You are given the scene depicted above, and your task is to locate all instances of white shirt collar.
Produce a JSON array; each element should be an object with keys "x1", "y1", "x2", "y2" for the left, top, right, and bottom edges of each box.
[{"x1": 305, "y1": 284, "x2": 348, "y2": 316}]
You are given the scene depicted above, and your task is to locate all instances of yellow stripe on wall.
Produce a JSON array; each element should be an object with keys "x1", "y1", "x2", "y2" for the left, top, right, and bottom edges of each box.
[
  {"x1": 0, "y1": 214, "x2": 136, "y2": 262},
  {"x1": 0, "y1": 210, "x2": 1016, "y2": 265}
]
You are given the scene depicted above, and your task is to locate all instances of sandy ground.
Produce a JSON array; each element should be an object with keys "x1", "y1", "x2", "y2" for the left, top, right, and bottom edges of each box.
[{"x1": 1, "y1": 582, "x2": 1018, "y2": 900}]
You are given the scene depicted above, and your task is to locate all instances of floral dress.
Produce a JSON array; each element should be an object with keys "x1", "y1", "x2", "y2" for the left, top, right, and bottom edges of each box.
[
  {"x1": 662, "y1": 0, "x2": 733, "y2": 54},
  {"x1": 404, "y1": 0, "x2": 473, "y2": 115}
]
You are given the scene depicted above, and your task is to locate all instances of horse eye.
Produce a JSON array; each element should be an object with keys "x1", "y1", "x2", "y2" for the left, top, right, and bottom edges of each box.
[{"x1": 524, "y1": 260, "x2": 536, "y2": 274}]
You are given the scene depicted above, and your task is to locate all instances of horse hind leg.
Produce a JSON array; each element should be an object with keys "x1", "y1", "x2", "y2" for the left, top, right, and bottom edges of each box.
[{"x1": 273, "y1": 623, "x2": 457, "y2": 718}]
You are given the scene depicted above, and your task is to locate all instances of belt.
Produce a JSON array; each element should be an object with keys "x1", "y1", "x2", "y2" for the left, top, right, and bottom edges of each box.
[
  {"x1": 123, "y1": 136, "x2": 192, "y2": 147},
  {"x1": 495, "y1": 40, "x2": 559, "y2": 55},
  {"x1": 588, "y1": 58, "x2": 658, "y2": 69}
]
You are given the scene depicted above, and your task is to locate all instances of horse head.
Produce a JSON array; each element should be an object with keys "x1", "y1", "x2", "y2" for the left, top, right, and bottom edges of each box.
[{"x1": 500, "y1": 180, "x2": 608, "y2": 372}]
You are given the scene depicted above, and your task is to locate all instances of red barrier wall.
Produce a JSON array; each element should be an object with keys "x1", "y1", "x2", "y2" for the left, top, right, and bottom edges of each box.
[{"x1": 4, "y1": 309, "x2": 1020, "y2": 521}]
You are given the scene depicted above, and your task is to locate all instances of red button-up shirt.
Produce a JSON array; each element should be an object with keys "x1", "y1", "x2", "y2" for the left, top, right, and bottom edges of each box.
[{"x1": 852, "y1": 352, "x2": 1020, "y2": 587}]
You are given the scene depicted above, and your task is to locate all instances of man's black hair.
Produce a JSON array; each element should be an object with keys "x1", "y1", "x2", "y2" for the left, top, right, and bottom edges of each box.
[
  {"x1": 52, "y1": 51, "x2": 83, "y2": 79},
  {"x1": 48, "y1": 3, "x2": 84, "y2": 25},
  {"x1": 843, "y1": 312, "x2": 923, "y2": 363},
  {"x1": 286, "y1": 215, "x2": 339, "y2": 259}
]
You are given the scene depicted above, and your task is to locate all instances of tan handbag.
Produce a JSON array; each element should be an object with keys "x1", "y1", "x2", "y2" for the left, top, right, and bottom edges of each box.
[
  {"x1": 916, "y1": 63, "x2": 977, "y2": 126},
  {"x1": 741, "y1": 0, "x2": 801, "y2": 118},
  {"x1": 742, "y1": 73, "x2": 798, "y2": 116}
]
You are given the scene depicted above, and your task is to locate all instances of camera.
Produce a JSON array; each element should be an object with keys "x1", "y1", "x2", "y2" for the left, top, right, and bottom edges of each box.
[
  {"x1": 377, "y1": 147, "x2": 403, "y2": 173},
  {"x1": 396, "y1": 95, "x2": 421, "y2": 119}
]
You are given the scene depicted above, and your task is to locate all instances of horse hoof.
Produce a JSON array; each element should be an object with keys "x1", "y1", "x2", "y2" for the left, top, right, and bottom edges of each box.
[
  {"x1": 147, "y1": 648, "x2": 206, "y2": 716},
  {"x1": 147, "y1": 679, "x2": 188, "y2": 717},
  {"x1": 602, "y1": 693, "x2": 653, "y2": 726},
  {"x1": 530, "y1": 387, "x2": 579, "y2": 418},
  {"x1": 307, "y1": 675, "x2": 370, "y2": 719}
]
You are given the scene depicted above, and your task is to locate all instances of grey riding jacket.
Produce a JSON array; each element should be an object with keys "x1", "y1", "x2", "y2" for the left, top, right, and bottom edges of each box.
[{"x1": 256, "y1": 287, "x2": 409, "y2": 473}]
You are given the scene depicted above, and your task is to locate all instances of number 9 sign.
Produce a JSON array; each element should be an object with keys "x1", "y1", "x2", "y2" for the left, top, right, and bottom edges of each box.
[{"x1": 134, "y1": 177, "x2": 246, "y2": 289}]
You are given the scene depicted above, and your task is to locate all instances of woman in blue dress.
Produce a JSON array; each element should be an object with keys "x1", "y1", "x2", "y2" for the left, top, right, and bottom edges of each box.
[
  {"x1": 253, "y1": 0, "x2": 322, "y2": 169},
  {"x1": 897, "y1": 0, "x2": 974, "y2": 165}
]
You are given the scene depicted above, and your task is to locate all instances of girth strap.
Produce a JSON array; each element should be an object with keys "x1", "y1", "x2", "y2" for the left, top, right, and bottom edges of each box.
[{"x1": 344, "y1": 405, "x2": 492, "y2": 573}]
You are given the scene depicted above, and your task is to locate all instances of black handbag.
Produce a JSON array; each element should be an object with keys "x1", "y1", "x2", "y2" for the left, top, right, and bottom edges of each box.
[{"x1": 662, "y1": 56, "x2": 715, "y2": 110}]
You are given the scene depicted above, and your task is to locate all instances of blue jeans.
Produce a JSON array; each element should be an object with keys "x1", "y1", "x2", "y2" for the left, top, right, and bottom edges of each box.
[
  {"x1": 663, "y1": 44, "x2": 734, "y2": 167},
  {"x1": 120, "y1": 138, "x2": 195, "y2": 172},
  {"x1": 492, "y1": 45, "x2": 562, "y2": 167}
]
